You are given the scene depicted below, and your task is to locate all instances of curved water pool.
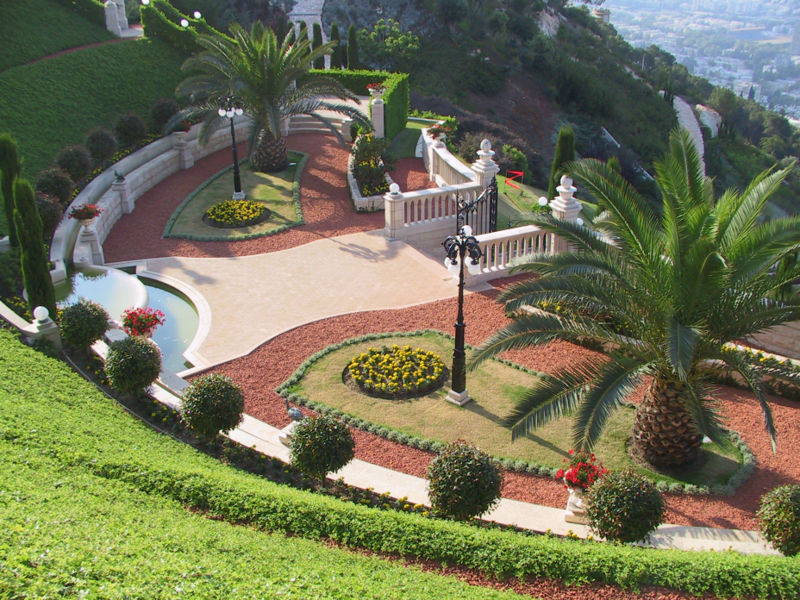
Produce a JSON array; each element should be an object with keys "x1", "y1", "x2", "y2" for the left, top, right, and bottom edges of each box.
[{"x1": 55, "y1": 266, "x2": 199, "y2": 373}]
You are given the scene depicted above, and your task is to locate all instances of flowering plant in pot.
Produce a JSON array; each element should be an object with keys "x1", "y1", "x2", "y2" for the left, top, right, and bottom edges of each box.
[
  {"x1": 427, "y1": 123, "x2": 453, "y2": 140},
  {"x1": 366, "y1": 82, "x2": 385, "y2": 96},
  {"x1": 68, "y1": 203, "x2": 102, "y2": 220},
  {"x1": 557, "y1": 449, "x2": 607, "y2": 492},
  {"x1": 121, "y1": 306, "x2": 165, "y2": 337}
]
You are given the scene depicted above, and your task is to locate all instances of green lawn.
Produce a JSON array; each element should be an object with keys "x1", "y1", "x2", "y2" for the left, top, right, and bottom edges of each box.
[
  {"x1": 0, "y1": 331, "x2": 532, "y2": 599},
  {"x1": 0, "y1": 0, "x2": 113, "y2": 71},
  {"x1": 164, "y1": 153, "x2": 306, "y2": 240},
  {"x1": 387, "y1": 121, "x2": 427, "y2": 159},
  {"x1": 287, "y1": 332, "x2": 743, "y2": 488}
]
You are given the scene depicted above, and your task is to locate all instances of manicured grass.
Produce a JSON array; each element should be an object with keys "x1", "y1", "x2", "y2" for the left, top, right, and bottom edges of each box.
[
  {"x1": 387, "y1": 121, "x2": 426, "y2": 159},
  {"x1": 0, "y1": 329, "x2": 531, "y2": 599},
  {"x1": 0, "y1": 0, "x2": 114, "y2": 71},
  {"x1": 164, "y1": 153, "x2": 306, "y2": 240},
  {"x1": 0, "y1": 38, "x2": 186, "y2": 181},
  {"x1": 287, "y1": 331, "x2": 742, "y2": 488}
]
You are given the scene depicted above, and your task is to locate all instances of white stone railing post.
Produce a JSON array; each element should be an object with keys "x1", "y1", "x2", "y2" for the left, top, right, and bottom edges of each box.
[
  {"x1": 471, "y1": 139, "x2": 500, "y2": 191},
  {"x1": 371, "y1": 96, "x2": 385, "y2": 139},
  {"x1": 22, "y1": 306, "x2": 62, "y2": 350},
  {"x1": 341, "y1": 118, "x2": 353, "y2": 143},
  {"x1": 383, "y1": 183, "x2": 404, "y2": 240},
  {"x1": 111, "y1": 172, "x2": 133, "y2": 213},
  {"x1": 549, "y1": 175, "x2": 582, "y2": 254},
  {"x1": 173, "y1": 131, "x2": 194, "y2": 170},
  {"x1": 104, "y1": 0, "x2": 128, "y2": 36}
]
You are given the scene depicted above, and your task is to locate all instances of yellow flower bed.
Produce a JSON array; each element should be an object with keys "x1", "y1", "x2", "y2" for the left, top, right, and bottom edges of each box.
[
  {"x1": 345, "y1": 344, "x2": 446, "y2": 399},
  {"x1": 204, "y1": 199, "x2": 267, "y2": 227}
]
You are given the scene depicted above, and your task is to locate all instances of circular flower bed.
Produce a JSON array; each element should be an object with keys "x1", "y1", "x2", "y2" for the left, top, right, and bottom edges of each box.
[
  {"x1": 204, "y1": 199, "x2": 269, "y2": 228},
  {"x1": 344, "y1": 344, "x2": 447, "y2": 399}
]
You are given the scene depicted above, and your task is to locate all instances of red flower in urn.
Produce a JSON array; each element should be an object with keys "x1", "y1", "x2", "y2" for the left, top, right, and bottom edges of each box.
[
  {"x1": 121, "y1": 306, "x2": 165, "y2": 337},
  {"x1": 556, "y1": 449, "x2": 608, "y2": 492},
  {"x1": 68, "y1": 203, "x2": 102, "y2": 220}
]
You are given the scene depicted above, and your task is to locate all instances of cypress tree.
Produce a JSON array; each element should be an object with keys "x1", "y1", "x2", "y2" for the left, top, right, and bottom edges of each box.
[
  {"x1": 0, "y1": 134, "x2": 21, "y2": 248},
  {"x1": 347, "y1": 24, "x2": 359, "y2": 69},
  {"x1": 330, "y1": 22, "x2": 342, "y2": 69},
  {"x1": 547, "y1": 126, "x2": 575, "y2": 201},
  {"x1": 312, "y1": 22, "x2": 324, "y2": 69},
  {"x1": 12, "y1": 178, "x2": 56, "y2": 317}
]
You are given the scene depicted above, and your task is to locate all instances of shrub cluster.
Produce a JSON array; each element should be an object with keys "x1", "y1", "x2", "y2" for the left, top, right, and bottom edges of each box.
[
  {"x1": 427, "y1": 440, "x2": 502, "y2": 520},
  {"x1": 758, "y1": 484, "x2": 800, "y2": 556},
  {"x1": 181, "y1": 373, "x2": 244, "y2": 441},
  {"x1": 150, "y1": 97, "x2": 179, "y2": 134},
  {"x1": 35, "y1": 192, "x2": 63, "y2": 242},
  {"x1": 114, "y1": 114, "x2": 147, "y2": 149},
  {"x1": 586, "y1": 470, "x2": 665, "y2": 543},
  {"x1": 289, "y1": 414, "x2": 355, "y2": 483},
  {"x1": 345, "y1": 344, "x2": 446, "y2": 398},
  {"x1": 204, "y1": 199, "x2": 268, "y2": 227},
  {"x1": 59, "y1": 299, "x2": 109, "y2": 349},
  {"x1": 351, "y1": 134, "x2": 391, "y2": 197},
  {"x1": 85, "y1": 127, "x2": 118, "y2": 165},
  {"x1": 105, "y1": 336, "x2": 162, "y2": 395},
  {"x1": 35, "y1": 167, "x2": 73, "y2": 206},
  {"x1": 55, "y1": 145, "x2": 92, "y2": 183}
]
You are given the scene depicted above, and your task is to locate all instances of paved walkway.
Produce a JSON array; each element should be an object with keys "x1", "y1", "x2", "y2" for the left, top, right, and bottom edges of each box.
[{"x1": 142, "y1": 230, "x2": 465, "y2": 367}]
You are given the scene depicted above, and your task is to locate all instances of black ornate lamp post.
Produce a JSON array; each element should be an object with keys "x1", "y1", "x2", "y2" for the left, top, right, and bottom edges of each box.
[
  {"x1": 218, "y1": 96, "x2": 245, "y2": 200},
  {"x1": 443, "y1": 199, "x2": 483, "y2": 406}
]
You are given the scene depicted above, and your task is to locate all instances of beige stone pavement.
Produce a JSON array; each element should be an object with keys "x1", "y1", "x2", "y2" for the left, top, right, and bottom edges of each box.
[{"x1": 141, "y1": 229, "x2": 467, "y2": 368}]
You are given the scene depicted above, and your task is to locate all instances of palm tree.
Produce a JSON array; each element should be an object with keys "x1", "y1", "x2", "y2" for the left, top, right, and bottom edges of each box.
[
  {"x1": 469, "y1": 129, "x2": 800, "y2": 468},
  {"x1": 173, "y1": 22, "x2": 368, "y2": 172}
]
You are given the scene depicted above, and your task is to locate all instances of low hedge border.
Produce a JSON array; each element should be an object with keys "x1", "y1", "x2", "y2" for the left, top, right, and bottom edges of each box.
[
  {"x1": 162, "y1": 152, "x2": 307, "y2": 241},
  {"x1": 276, "y1": 330, "x2": 754, "y2": 496},
  {"x1": 85, "y1": 457, "x2": 799, "y2": 600}
]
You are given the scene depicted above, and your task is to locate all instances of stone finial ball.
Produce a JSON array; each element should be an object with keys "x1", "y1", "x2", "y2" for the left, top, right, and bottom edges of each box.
[
  {"x1": 33, "y1": 306, "x2": 50, "y2": 322},
  {"x1": 560, "y1": 175, "x2": 574, "y2": 188},
  {"x1": 389, "y1": 183, "x2": 400, "y2": 194},
  {"x1": 480, "y1": 139, "x2": 492, "y2": 152}
]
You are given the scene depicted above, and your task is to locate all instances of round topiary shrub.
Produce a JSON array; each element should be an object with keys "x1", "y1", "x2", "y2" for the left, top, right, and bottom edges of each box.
[
  {"x1": 344, "y1": 344, "x2": 447, "y2": 399},
  {"x1": 55, "y1": 144, "x2": 91, "y2": 183},
  {"x1": 35, "y1": 167, "x2": 73, "y2": 206},
  {"x1": 203, "y1": 199, "x2": 268, "y2": 228},
  {"x1": 85, "y1": 127, "x2": 117, "y2": 165},
  {"x1": 114, "y1": 113, "x2": 147, "y2": 148},
  {"x1": 181, "y1": 373, "x2": 245, "y2": 441},
  {"x1": 105, "y1": 335, "x2": 161, "y2": 395},
  {"x1": 757, "y1": 484, "x2": 800, "y2": 556},
  {"x1": 289, "y1": 414, "x2": 355, "y2": 483},
  {"x1": 150, "y1": 97, "x2": 180, "y2": 134},
  {"x1": 35, "y1": 192, "x2": 63, "y2": 242},
  {"x1": 427, "y1": 440, "x2": 502, "y2": 520},
  {"x1": 59, "y1": 299, "x2": 109, "y2": 349},
  {"x1": 586, "y1": 470, "x2": 665, "y2": 543}
]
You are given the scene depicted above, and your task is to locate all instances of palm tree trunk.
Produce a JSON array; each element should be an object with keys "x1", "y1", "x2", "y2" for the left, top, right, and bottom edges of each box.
[
  {"x1": 250, "y1": 128, "x2": 288, "y2": 173},
  {"x1": 632, "y1": 379, "x2": 702, "y2": 468}
]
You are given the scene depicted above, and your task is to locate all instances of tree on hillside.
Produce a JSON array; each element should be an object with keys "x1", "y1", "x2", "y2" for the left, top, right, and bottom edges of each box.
[
  {"x1": 329, "y1": 22, "x2": 343, "y2": 69},
  {"x1": 470, "y1": 128, "x2": 800, "y2": 469},
  {"x1": 173, "y1": 22, "x2": 369, "y2": 172},
  {"x1": 312, "y1": 22, "x2": 324, "y2": 69},
  {"x1": 0, "y1": 134, "x2": 21, "y2": 248},
  {"x1": 346, "y1": 24, "x2": 359, "y2": 69},
  {"x1": 547, "y1": 127, "x2": 575, "y2": 201},
  {"x1": 357, "y1": 18, "x2": 421, "y2": 72},
  {"x1": 709, "y1": 87, "x2": 741, "y2": 138},
  {"x1": 12, "y1": 179, "x2": 56, "y2": 317}
]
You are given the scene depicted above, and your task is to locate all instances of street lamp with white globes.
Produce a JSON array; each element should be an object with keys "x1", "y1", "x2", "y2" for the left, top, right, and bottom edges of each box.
[{"x1": 218, "y1": 97, "x2": 245, "y2": 200}]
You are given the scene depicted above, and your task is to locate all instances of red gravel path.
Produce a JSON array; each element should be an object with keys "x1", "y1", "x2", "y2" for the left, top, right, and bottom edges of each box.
[
  {"x1": 102, "y1": 132, "x2": 800, "y2": 532},
  {"x1": 392, "y1": 158, "x2": 436, "y2": 192},
  {"x1": 104, "y1": 134, "x2": 386, "y2": 262}
]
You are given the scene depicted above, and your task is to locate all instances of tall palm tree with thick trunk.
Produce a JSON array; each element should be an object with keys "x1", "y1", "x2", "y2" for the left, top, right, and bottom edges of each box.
[
  {"x1": 173, "y1": 22, "x2": 369, "y2": 172},
  {"x1": 470, "y1": 129, "x2": 800, "y2": 468}
]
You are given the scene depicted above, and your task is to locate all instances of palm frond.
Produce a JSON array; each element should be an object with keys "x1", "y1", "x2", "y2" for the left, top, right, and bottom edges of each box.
[
  {"x1": 666, "y1": 317, "x2": 701, "y2": 382},
  {"x1": 681, "y1": 383, "x2": 727, "y2": 445}
]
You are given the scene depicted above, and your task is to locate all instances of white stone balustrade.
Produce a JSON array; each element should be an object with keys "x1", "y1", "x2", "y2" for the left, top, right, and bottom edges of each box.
[
  {"x1": 468, "y1": 225, "x2": 550, "y2": 284},
  {"x1": 421, "y1": 127, "x2": 475, "y2": 186}
]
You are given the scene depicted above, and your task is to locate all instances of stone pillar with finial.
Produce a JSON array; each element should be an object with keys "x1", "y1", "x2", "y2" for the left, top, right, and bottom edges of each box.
[
  {"x1": 549, "y1": 175, "x2": 582, "y2": 254},
  {"x1": 112, "y1": 170, "x2": 133, "y2": 214},
  {"x1": 371, "y1": 96, "x2": 385, "y2": 139},
  {"x1": 470, "y1": 139, "x2": 500, "y2": 192},
  {"x1": 22, "y1": 306, "x2": 62, "y2": 350},
  {"x1": 383, "y1": 183, "x2": 404, "y2": 240}
]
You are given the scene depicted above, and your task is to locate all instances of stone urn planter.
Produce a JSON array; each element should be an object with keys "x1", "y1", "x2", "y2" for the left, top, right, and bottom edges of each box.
[{"x1": 564, "y1": 483, "x2": 589, "y2": 524}]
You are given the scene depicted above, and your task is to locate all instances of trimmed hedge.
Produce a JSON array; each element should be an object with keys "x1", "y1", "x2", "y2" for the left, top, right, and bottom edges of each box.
[
  {"x1": 140, "y1": 0, "x2": 229, "y2": 56},
  {"x1": 54, "y1": 0, "x2": 106, "y2": 27},
  {"x1": 308, "y1": 69, "x2": 410, "y2": 140}
]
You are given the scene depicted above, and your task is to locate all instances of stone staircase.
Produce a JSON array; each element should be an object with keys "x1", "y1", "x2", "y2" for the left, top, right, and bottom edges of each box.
[{"x1": 287, "y1": 114, "x2": 346, "y2": 135}]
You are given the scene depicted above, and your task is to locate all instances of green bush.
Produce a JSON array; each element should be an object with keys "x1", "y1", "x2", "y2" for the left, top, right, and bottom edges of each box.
[
  {"x1": 105, "y1": 335, "x2": 162, "y2": 395},
  {"x1": 150, "y1": 97, "x2": 180, "y2": 134},
  {"x1": 59, "y1": 299, "x2": 109, "y2": 349},
  {"x1": 757, "y1": 485, "x2": 800, "y2": 556},
  {"x1": 114, "y1": 113, "x2": 147, "y2": 149},
  {"x1": 35, "y1": 192, "x2": 64, "y2": 242},
  {"x1": 85, "y1": 127, "x2": 118, "y2": 166},
  {"x1": 289, "y1": 415, "x2": 355, "y2": 483},
  {"x1": 427, "y1": 440, "x2": 502, "y2": 520},
  {"x1": 181, "y1": 373, "x2": 244, "y2": 441},
  {"x1": 55, "y1": 144, "x2": 92, "y2": 183},
  {"x1": 35, "y1": 167, "x2": 73, "y2": 206},
  {"x1": 586, "y1": 470, "x2": 665, "y2": 543}
]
